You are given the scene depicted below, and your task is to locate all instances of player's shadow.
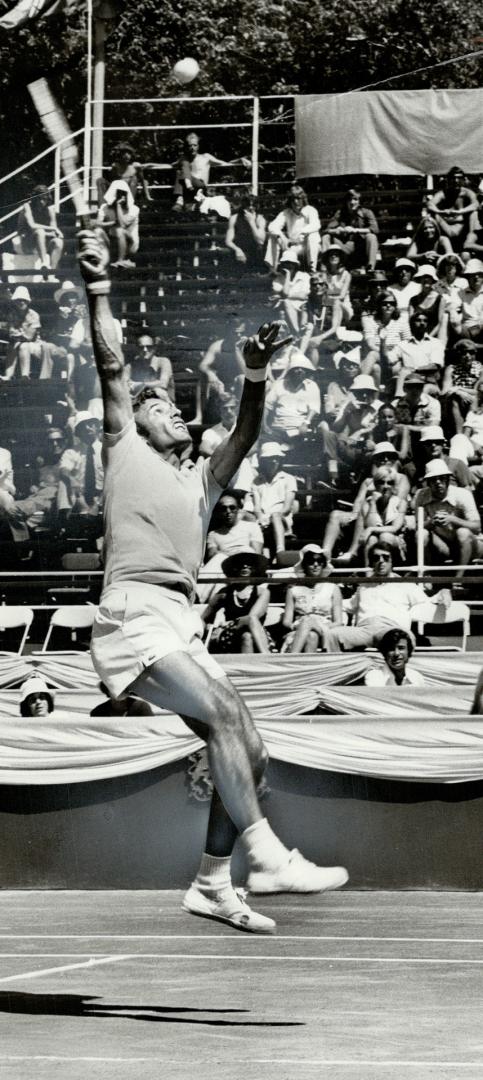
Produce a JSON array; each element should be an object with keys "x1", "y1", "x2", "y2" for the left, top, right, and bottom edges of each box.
[{"x1": 0, "y1": 991, "x2": 303, "y2": 1026}]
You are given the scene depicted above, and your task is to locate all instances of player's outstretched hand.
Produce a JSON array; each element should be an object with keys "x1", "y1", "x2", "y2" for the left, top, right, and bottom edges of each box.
[
  {"x1": 243, "y1": 322, "x2": 292, "y2": 371},
  {"x1": 77, "y1": 228, "x2": 110, "y2": 283}
]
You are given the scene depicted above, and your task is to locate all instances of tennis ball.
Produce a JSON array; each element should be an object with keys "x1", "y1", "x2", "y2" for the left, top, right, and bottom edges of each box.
[{"x1": 172, "y1": 58, "x2": 200, "y2": 85}]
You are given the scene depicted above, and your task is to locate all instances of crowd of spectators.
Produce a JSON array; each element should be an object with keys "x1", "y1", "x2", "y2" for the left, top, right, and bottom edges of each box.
[{"x1": 0, "y1": 150, "x2": 483, "y2": 659}]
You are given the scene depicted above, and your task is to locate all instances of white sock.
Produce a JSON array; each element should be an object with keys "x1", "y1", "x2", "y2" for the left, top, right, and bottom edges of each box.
[
  {"x1": 193, "y1": 853, "x2": 232, "y2": 896},
  {"x1": 240, "y1": 818, "x2": 290, "y2": 871}
]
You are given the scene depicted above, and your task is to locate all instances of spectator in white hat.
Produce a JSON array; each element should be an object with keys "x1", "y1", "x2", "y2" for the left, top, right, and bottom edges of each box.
[
  {"x1": 4, "y1": 285, "x2": 67, "y2": 380},
  {"x1": 323, "y1": 346, "x2": 362, "y2": 421},
  {"x1": 388, "y1": 258, "x2": 420, "y2": 314},
  {"x1": 270, "y1": 249, "x2": 311, "y2": 334},
  {"x1": 266, "y1": 185, "x2": 321, "y2": 273},
  {"x1": 414, "y1": 458, "x2": 483, "y2": 578},
  {"x1": 394, "y1": 372, "x2": 441, "y2": 433},
  {"x1": 50, "y1": 281, "x2": 84, "y2": 352},
  {"x1": 320, "y1": 373, "x2": 381, "y2": 483},
  {"x1": 409, "y1": 264, "x2": 445, "y2": 336},
  {"x1": 452, "y1": 259, "x2": 483, "y2": 343},
  {"x1": 282, "y1": 546, "x2": 343, "y2": 653},
  {"x1": 19, "y1": 676, "x2": 55, "y2": 717},
  {"x1": 57, "y1": 412, "x2": 103, "y2": 521},
  {"x1": 415, "y1": 423, "x2": 472, "y2": 488},
  {"x1": 322, "y1": 442, "x2": 410, "y2": 563},
  {"x1": 250, "y1": 441, "x2": 298, "y2": 560},
  {"x1": 264, "y1": 352, "x2": 320, "y2": 442}
]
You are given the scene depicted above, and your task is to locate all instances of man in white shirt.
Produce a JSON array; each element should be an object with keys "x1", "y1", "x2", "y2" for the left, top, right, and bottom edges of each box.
[
  {"x1": 264, "y1": 353, "x2": 321, "y2": 441},
  {"x1": 364, "y1": 628, "x2": 425, "y2": 686},
  {"x1": 266, "y1": 186, "x2": 321, "y2": 272},
  {"x1": 392, "y1": 312, "x2": 444, "y2": 394},
  {"x1": 320, "y1": 541, "x2": 452, "y2": 652},
  {"x1": 414, "y1": 458, "x2": 483, "y2": 578},
  {"x1": 250, "y1": 441, "x2": 298, "y2": 559}
]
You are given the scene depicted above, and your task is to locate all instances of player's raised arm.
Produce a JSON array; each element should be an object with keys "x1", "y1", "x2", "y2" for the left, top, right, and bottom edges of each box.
[
  {"x1": 77, "y1": 228, "x2": 132, "y2": 435},
  {"x1": 210, "y1": 322, "x2": 291, "y2": 489}
]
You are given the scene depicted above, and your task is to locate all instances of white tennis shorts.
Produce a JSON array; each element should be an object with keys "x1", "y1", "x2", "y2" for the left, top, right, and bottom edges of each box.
[{"x1": 91, "y1": 581, "x2": 224, "y2": 699}]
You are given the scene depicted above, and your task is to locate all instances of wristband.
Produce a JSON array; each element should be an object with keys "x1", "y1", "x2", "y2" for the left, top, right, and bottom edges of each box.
[
  {"x1": 86, "y1": 280, "x2": 111, "y2": 296},
  {"x1": 245, "y1": 366, "x2": 267, "y2": 383}
]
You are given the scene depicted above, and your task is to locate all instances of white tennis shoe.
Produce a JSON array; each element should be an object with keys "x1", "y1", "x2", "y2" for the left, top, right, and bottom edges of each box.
[
  {"x1": 247, "y1": 849, "x2": 349, "y2": 894},
  {"x1": 183, "y1": 884, "x2": 276, "y2": 934}
]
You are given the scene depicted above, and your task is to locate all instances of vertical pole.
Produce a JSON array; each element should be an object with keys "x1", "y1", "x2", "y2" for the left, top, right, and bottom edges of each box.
[
  {"x1": 91, "y1": 14, "x2": 106, "y2": 203},
  {"x1": 83, "y1": 0, "x2": 93, "y2": 205},
  {"x1": 251, "y1": 96, "x2": 260, "y2": 195},
  {"x1": 54, "y1": 145, "x2": 61, "y2": 212},
  {"x1": 416, "y1": 505, "x2": 425, "y2": 579}
]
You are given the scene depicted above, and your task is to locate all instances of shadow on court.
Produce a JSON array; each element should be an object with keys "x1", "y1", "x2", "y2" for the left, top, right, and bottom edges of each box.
[{"x1": 0, "y1": 991, "x2": 304, "y2": 1026}]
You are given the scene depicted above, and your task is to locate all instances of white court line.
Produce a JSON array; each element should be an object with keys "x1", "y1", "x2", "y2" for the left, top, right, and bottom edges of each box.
[
  {"x1": 0, "y1": 1058, "x2": 482, "y2": 1067},
  {"x1": 1, "y1": 933, "x2": 483, "y2": 943},
  {"x1": 0, "y1": 954, "x2": 132, "y2": 986},
  {"x1": 3, "y1": 952, "x2": 483, "y2": 965}
]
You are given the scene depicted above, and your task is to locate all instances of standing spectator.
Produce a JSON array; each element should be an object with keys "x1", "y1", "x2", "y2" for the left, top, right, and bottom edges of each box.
[
  {"x1": 364, "y1": 629, "x2": 425, "y2": 687},
  {"x1": 426, "y1": 167, "x2": 478, "y2": 252},
  {"x1": 265, "y1": 186, "x2": 321, "y2": 273},
  {"x1": 322, "y1": 188, "x2": 379, "y2": 271},
  {"x1": 415, "y1": 459, "x2": 483, "y2": 578},
  {"x1": 17, "y1": 184, "x2": 64, "y2": 275},
  {"x1": 225, "y1": 192, "x2": 267, "y2": 270},
  {"x1": 282, "y1": 545, "x2": 343, "y2": 653},
  {"x1": 127, "y1": 333, "x2": 175, "y2": 401}
]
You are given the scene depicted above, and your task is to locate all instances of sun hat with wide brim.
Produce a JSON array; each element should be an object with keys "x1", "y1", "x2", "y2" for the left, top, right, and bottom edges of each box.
[
  {"x1": 54, "y1": 280, "x2": 83, "y2": 304},
  {"x1": 424, "y1": 459, "x2": 452, "y2": 480},
  {"x1": 414, "y1": 264, "x2": 438, "y2": 281},
  {"x1": 222, "y1": 550, "x2": 269, "y2": 577},
  {"x1": 20, "y1": 676, "x2": 54, "y2": 716}
]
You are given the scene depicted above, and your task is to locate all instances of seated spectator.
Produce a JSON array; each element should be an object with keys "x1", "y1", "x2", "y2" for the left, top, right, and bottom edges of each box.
[
  {"x1": 199, "y1": 319, "x2": 247, "y2": 419},
  {"x1": 386, "y1": 255, "x2": 421, "y2": 315},
  {"x1": 4, "y1": 285, "x2": 67, "y2": 380},
  {"x1": 366, "y1": 404, "x2": 410, "y2": 461},
  {"x1": 411, "y1": 424, "x2": 472, "y2": 489},
  {"x1": 415, "y1": 459, "x2": 483, "y2": 579},
  {"x1": 250, "y1": 441, "x2": 298, "y2": 560},
  {"x1": 450, "y1": 259, "x2": 483, "y2": 343},
  {"x1": 437, "y1": 254, "x2": 468, "y2": 317},
  {"x1": 338, "y1": 465, "x2": 407, "y2": 566},
  {"x1": 442, "y1": 338, "x2": 483, "y2": 433},
  {"x1": 17, "y1": 184, "x2": 64, "y2": 275},
  {"x1": 199, "y1": 489, "x2": 264, "y2": 601},
  {"x1": 409, "y1": 264, "x2": 445, "y2": 336},
  {"x1": 394, "y1": 372, "x2": 441, "y2": 437},
  {"x1": 319, "y1": 246, "x2": 353, "y2": 324},
  {"x1": 264, "y1": 352, "x2": 321, "y2": 446},
  {"x1": 387, "y1": 258, "x2": 420, "y2": 314},
  {"x1": 19, "y1": 676, "x2": 55, "y2": 717},
  {"x1": 364, "y1": 628, "x2": 425, "y2": 687},
  {"x1": 265, "y1": 185, "x2": 321, "y2": 273},
  {"x1": 318, "y1": 542, "x2": 452, "y2": 653},
  {"x1": 197, "y1": 397, "x2": 256, "y2": 495},
  {"x1": 225, "y1": 192, "x2": 267, "y2": 269},
  {"x1": 392, "y1": 311, "x2": 445, "y2": 396},
  {"x1": 361, "y1": 290, "x2": 410, "y2": 382},
  {"x1": 98, "y1": 178, "x2": 140, "y2": 269},
  {"x1": 323, "y1": 347, "x2": 362, "y2": 422},
  {"x1": 322, "y1": 188, "x2": 379, "y2": 271},
  {"x1": 360, "y1": 269, "x2": 389, "y2": 315},
  {"x1": 451, "y1": 383, "x2": 483, "y2": 472},
  {"x1": 464, "y1": 189, "x2": 483, "y2": 258},
  {"x1": 99, "y1": 143, "x2": 151, "y2": 206},
  {"x1": 426, "y1": 167, "x2": 478, "y2": 252},
  {"x1": 320, "y1": 373, "x2": 381, "y2": 483},
  {"x1": 0, "y1": 444, "x2": 15, "y2": 498},
  {"x1": 90, "y1": 681, "x2": 153, "y2": 717},
  {"x1": 127, "y1": 332, "x2": 175, "y2": 401},
  {"x1": 407, "y1": 215, "x2": 452, "y2": 263},
  {"x1": 173, "y1": 132, "x2": 247, "y2": 212},
  {"x1": 203, "y1": 550, "x2": 272, "y2": 654},
  {"x1": 326, "y1": 442, "x2": 410, "y2": 564},
  {"x1": 282, "y1": 545, "x2": 343, "y2": 653},
  {"x1": 57, "y1": 412, "x2": 103, "y2": 529},
  {"x1": 271, "y1": 250, "x2": 311, "y2": 334}
]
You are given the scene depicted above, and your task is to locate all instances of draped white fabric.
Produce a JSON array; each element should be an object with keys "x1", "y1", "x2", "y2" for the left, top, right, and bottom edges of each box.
[
  {"x1": 0, "y1": 651, "x2": 481, "y2": 785},
  {"x1": 295, "y1": 90, "x2": 483, "y2": 177}
]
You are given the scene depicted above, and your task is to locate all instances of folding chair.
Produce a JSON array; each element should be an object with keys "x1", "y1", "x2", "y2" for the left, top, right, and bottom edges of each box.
[
  {"x1": 0, "y1": 605, "x2": 34, "y2": 655},
  {"x1": 411, "y1": 600, "x2": 471, "y2": 652},
  {"x1": 40, "y1": 605, "x2": 97, "y2": 652}
]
